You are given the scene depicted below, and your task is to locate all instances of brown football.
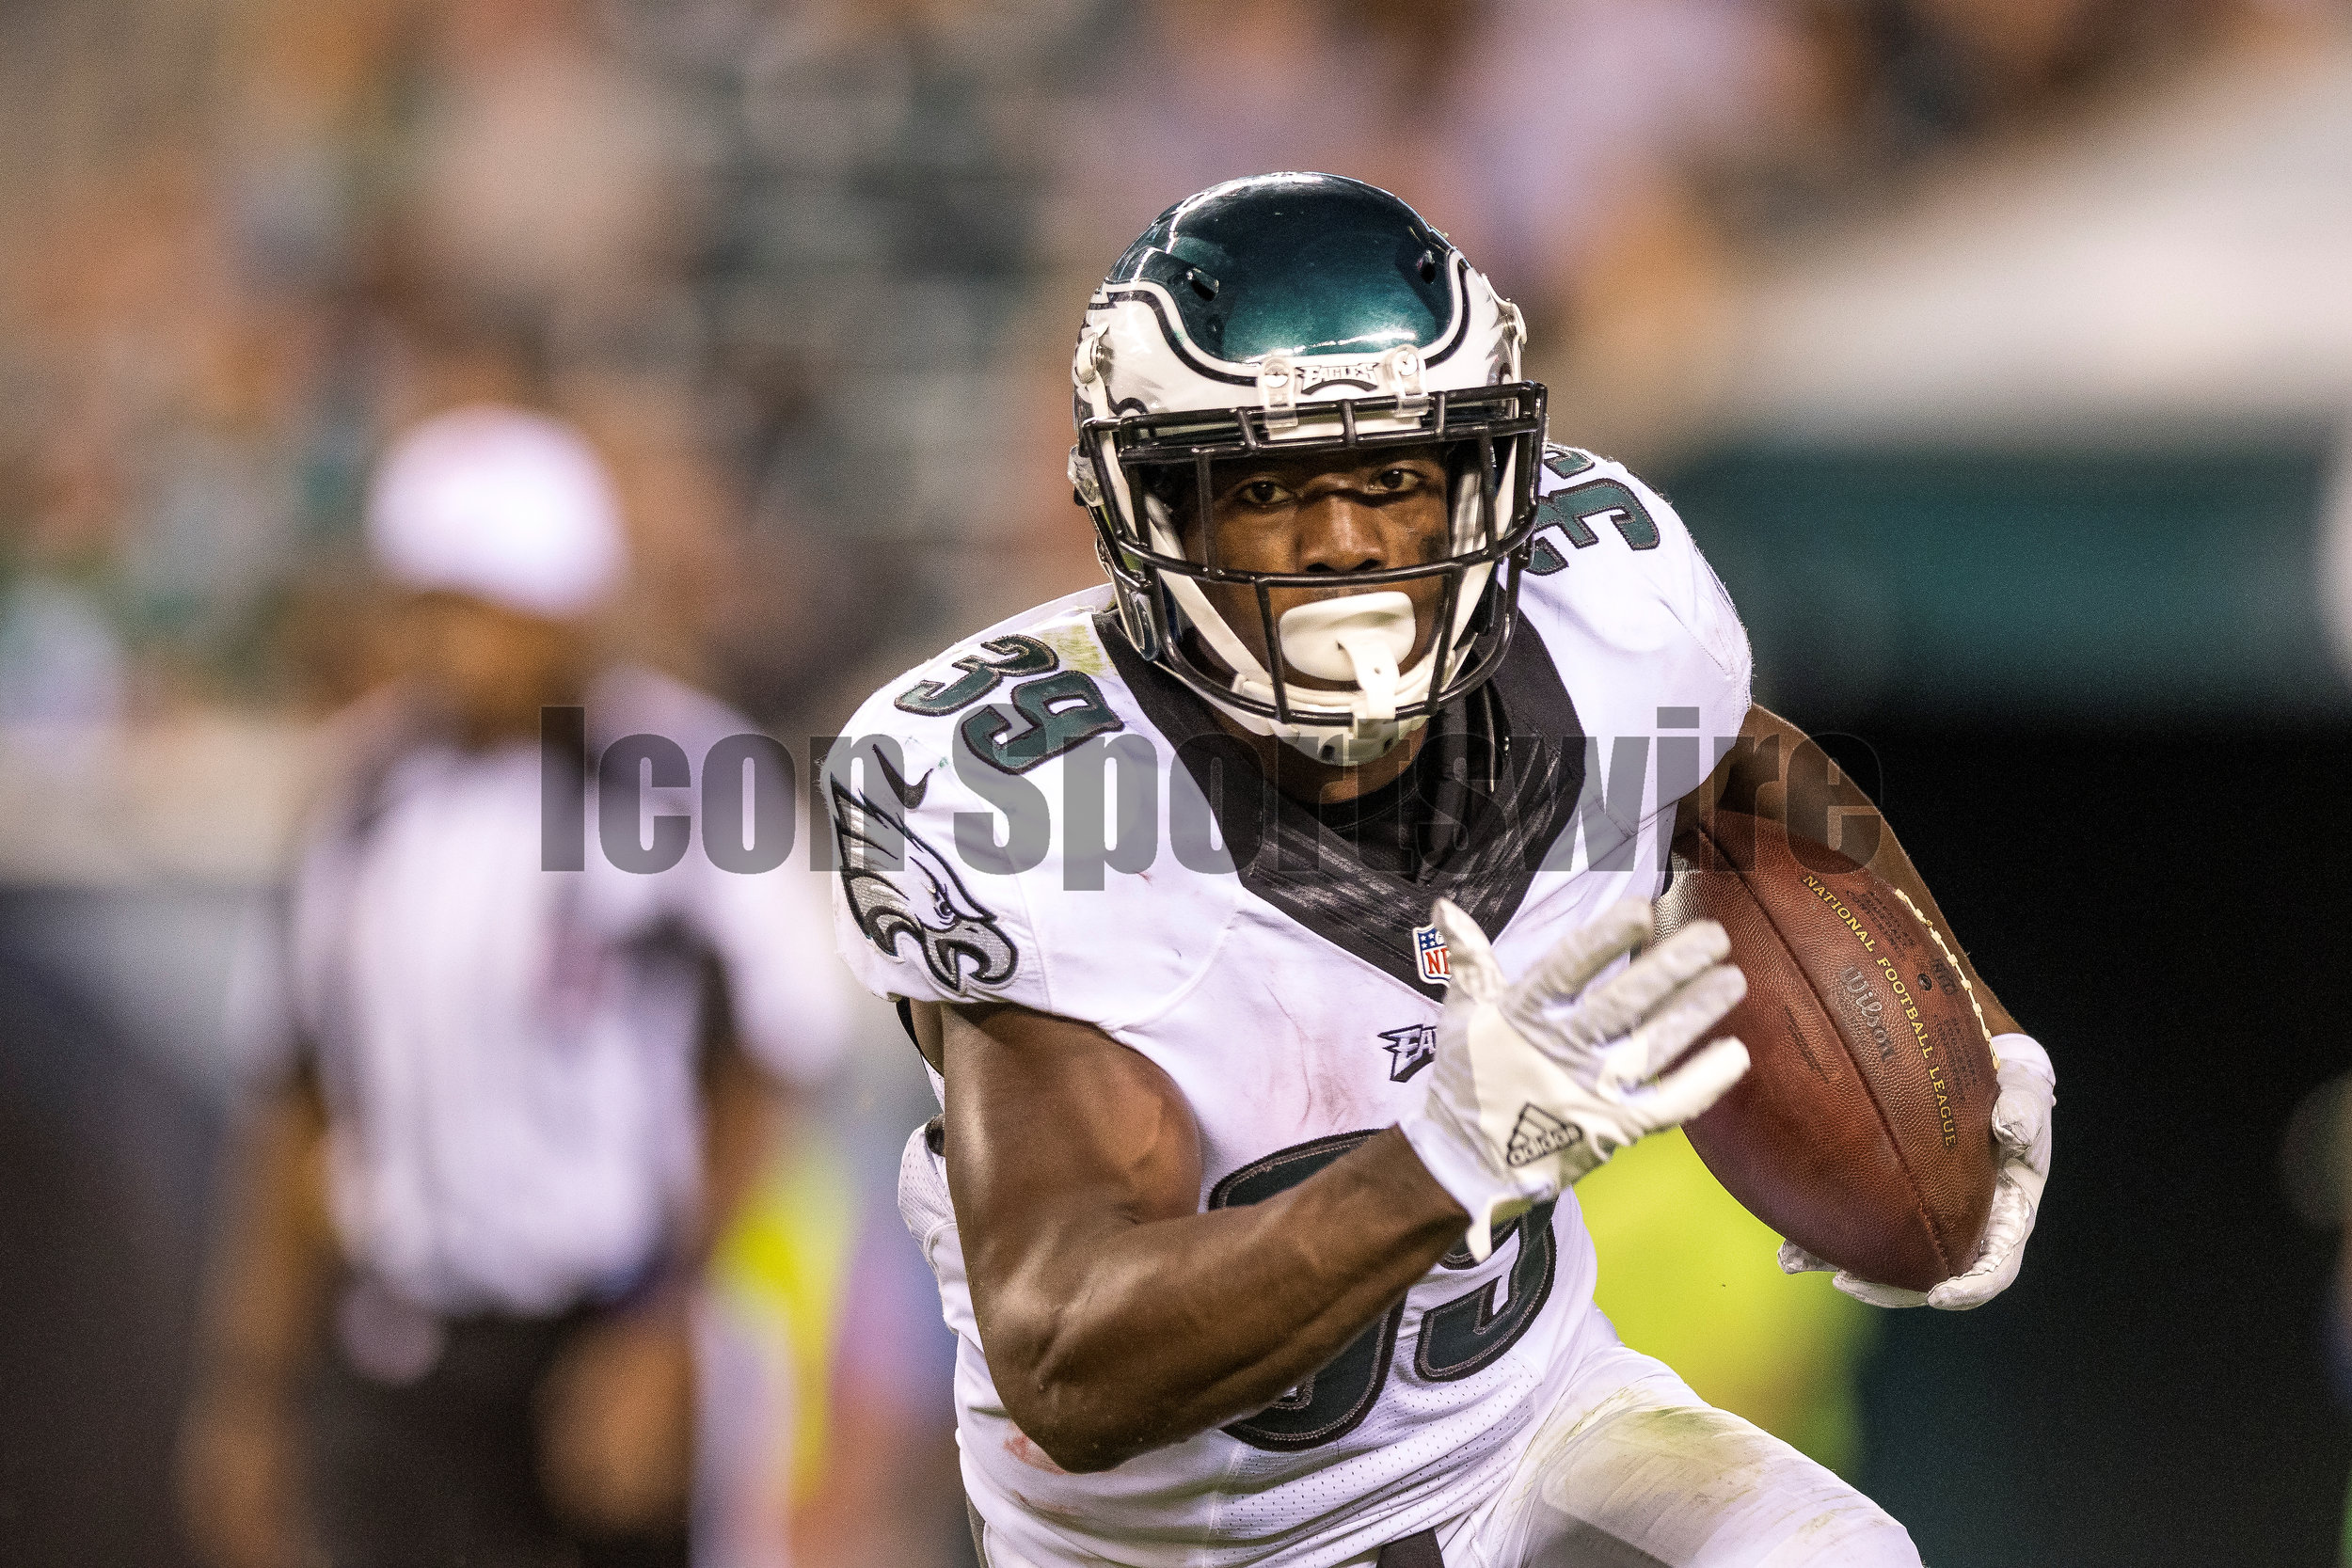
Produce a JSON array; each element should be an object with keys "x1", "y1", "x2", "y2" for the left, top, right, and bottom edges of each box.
[{"x1": 1655, "y1": 811, "x2": 1998, "y2": 1293}]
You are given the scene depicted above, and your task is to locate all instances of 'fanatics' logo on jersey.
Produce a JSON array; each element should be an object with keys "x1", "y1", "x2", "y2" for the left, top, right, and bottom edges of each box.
[
  {"x1": 1412, "y1": 924, "x2": 1450, "y2": 986},
  {"x1": 1377, "y1": 1023, "x2": 1438, "y2": 1083}
]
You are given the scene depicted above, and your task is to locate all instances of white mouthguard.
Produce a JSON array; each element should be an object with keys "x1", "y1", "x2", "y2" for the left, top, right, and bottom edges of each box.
[{"x1": 1279, "y1": 592, "x2": 1416, "y2": 735}]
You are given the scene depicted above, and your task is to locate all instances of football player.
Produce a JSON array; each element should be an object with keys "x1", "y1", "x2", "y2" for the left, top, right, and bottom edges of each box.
[{"x1": 827, "y1": 173, "x2": 2057, "y2": 1567}]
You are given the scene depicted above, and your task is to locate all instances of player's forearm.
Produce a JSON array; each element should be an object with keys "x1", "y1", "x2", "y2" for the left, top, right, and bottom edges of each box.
[
  {"x1": 974, "y1": 1128, "x2": 1462, "y2": 1472},
  {"x1": 1724, "y1": 705, "x2": 2021, "y2": 1038}
]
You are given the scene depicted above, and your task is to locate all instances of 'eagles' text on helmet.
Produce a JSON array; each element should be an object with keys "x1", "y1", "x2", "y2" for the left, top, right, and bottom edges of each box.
[{"x1": 1070, "y1": 172, "x2": 1546, "y2": 767}]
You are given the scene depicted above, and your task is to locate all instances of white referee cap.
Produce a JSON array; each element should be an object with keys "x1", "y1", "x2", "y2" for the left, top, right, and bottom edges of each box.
[{"x1": 366, "y1": 405, "x2": 628, "y2": 619}]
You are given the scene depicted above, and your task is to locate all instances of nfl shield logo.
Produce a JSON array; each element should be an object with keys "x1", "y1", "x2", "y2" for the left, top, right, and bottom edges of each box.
[{"x1": 1412, "y1": 924, "x2": 1450, "y2": 986}]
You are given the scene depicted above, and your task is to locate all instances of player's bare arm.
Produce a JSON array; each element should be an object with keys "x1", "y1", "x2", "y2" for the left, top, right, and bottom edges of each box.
[
  {"x1": 1681, "y1": 701, "x2": 2054, "y2": 1308},
  {"x1": 929, "y1": 1000, "x2": 1464, "y2": 1473},
  {"x1": 181, "y1": 1069, "x2": 336, "y2": 1568},
  {"x1": 921, "y1": 903, "x2": 1748, "y2": 1473},
  {"x1": 1686, "y1": 703, "x2": 2020, "y2": 1037}
]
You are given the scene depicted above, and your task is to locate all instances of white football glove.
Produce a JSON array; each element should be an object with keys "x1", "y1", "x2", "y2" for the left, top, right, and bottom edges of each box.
[
  {"x1": 1398, "y1": 896, "x2": 1752, "y2": 1260},
  {"x1": 1779, "y1": 1032, "x2": 2055, "y2": 1309}
]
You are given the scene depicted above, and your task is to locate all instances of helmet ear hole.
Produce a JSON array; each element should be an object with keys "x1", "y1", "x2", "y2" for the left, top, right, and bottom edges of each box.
[{"x1": 1418, "y1": 250, "x2": 1438, "y2": 284}]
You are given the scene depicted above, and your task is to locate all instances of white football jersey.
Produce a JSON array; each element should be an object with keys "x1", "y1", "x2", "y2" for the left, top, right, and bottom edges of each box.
[{"x1": 829, "y1": 449, "x2": 1752, "y2": 1567}]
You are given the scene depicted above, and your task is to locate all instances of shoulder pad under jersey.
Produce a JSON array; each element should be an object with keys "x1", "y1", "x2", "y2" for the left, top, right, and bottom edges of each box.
[{"x1": 823, "y1": 587, "x2": 1238, "y2": 1027}]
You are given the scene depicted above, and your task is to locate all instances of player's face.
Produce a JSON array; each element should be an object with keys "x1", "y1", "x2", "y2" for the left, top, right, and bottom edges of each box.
[
  {"x1": 395, "y1": 591, "x2": 595, "y2": 746},
  {"x1": 1175, "y1": 446, "x2": 1452, "y2": 689}
]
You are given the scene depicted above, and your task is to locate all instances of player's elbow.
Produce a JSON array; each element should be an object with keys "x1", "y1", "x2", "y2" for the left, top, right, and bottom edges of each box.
[
  {"x1": 990, "y1": 1314, "x2": 1165, "y2": 1473},
  {"x1": 1002, "y1": 1394, "x2": 1156, "y2": 1475}
]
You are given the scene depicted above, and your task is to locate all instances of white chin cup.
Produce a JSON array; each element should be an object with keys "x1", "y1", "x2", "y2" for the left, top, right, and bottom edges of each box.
[
  {"x1": 1256, "y1": 591, "x2": 1423, "y2": 767},
  {"x1": 1154, "y1": 562, "x2": 1459, "y2": 768},
  {"x1": 1286, "y1": 713, "x2": 1425, "y2": 768}
]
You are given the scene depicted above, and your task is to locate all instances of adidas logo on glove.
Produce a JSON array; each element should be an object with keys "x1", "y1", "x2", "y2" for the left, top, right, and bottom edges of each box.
[{"x1": 1506, "y1": 1104, "x2": 1583, "y2": 1167}]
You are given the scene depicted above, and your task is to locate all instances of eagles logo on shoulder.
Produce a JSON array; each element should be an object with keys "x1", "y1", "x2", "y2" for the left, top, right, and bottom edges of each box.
[{"x1": 828, "y1": 744, "x2": 1018, "y2": 996}]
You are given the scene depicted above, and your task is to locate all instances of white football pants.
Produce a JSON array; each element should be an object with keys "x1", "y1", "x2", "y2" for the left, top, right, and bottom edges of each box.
[
  {"x1": 966, "y1": 1312, "x2": 1921, "y2": 1568},
  {"x1": 1387, "y1": 1325, "x2": 1922, "y2": 1568}
]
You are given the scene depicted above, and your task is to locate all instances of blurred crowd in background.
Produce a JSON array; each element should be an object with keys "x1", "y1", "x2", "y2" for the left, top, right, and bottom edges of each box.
[
  {"x1": 6, "y1": 2, "x2": 2352, "y2": 1567},
  {"x1": 1, "y1": 0, "x2": 2328, "y2": 735}
]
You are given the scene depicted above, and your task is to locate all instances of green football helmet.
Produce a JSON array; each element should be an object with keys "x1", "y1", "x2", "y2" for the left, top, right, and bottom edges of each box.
[{"x1": 1070, "y1": 172, "x2": 1547, "y2": 766}]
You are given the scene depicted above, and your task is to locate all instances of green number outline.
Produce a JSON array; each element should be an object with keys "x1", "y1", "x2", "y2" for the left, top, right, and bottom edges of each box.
[
  {"x1": 1209, "y1": 1132, "x2": 1561, "y2": 1449},
  {"x1": 895, "y1": 635, "x2": 1059, "y2": 716},
  {"x1": 1526, "y1": 464, "x2": 1661, "y2": 577},
  {"x1": 1208, "y1": 1132, "x2": 1403, "y2": 1450},
  {"x1": 1415, "y1": 1199, "x2": 1557, "y2": 1380},
  {"x1": 957, "y1": 671, "x2": 1125, "y2": 774}
]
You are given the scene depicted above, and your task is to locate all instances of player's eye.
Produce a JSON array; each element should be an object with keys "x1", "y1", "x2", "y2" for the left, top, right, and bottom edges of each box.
[
  {"x1": 1237, "y1": 480, "x2": 1284, "y2": 507},
  {"x1": 1372, "y1": 467, "x2": 1416, "y2": 493}
]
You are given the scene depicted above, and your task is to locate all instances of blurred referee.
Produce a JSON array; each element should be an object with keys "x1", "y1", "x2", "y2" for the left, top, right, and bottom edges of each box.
[{"x1": 181, "y1": 407, "x2": 847, "y2": 1568}]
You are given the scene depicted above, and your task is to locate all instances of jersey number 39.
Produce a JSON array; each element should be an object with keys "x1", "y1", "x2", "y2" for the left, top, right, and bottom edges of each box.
[{"x1": 1208, "y1": 1132, "x2": 1558, "y2": 1451}]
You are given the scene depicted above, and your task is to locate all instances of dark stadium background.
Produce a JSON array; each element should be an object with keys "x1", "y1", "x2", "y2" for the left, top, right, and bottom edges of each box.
[
  {"x1": 1665, "y1": 441, "x2": 2352, "y2": 1561},
  {"x1": 1840, "y1": 717, "x2": 2350, "y2": 1564}
]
